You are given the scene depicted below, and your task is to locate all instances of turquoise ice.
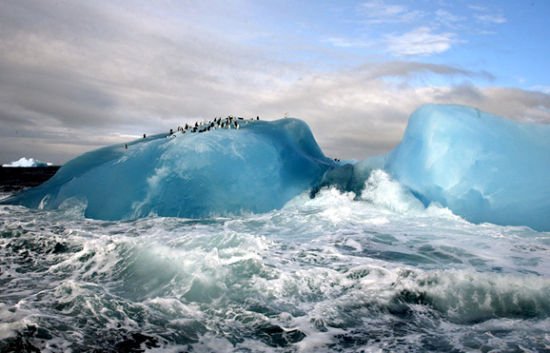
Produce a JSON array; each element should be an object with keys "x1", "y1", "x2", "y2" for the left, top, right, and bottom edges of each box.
[
  {"x1": 5, "y1": 119, "x2": 334, "y2": 220},
  {"x1": 385, "y1": 104, "x2": 550, "y2": 231}
]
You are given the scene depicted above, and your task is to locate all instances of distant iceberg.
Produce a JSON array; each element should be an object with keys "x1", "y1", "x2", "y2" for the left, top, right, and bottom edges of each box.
[
  {"x1": 2, "y1": 157, "x2": 52, "y2": 168},
  {"x1": 3, "y1": 105, "x2": 550, "y2": 231}
]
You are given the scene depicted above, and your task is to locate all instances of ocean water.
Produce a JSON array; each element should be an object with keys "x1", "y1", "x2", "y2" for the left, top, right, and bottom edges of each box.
[{"x1": 1, "y1": 171, "x2": 549, "y2": 352}]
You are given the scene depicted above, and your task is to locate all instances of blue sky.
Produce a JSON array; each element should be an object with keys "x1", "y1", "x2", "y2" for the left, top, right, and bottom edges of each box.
[
  {"x1": 0, "y1": 0, "x2": 549, "y2": 164},
  {"x1": 220, "y1": 0, "x2": 549, "y2": 87}
]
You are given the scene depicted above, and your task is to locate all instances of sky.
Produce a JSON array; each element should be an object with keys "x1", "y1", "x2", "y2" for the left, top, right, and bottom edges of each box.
[{"x1": 1, "y1": 0, "x2": 549, "y2": 164}]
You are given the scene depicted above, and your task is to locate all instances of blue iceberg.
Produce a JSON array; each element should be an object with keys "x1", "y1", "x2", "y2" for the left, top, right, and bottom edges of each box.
[
  {"x1": 4, "y1": 119, "x2": 334, "y2": 220},
  {"x1": 4, "y1": 104, "x2": 550, "y2": 231},
  {"x1": 385, "y1": 104, "x2": 550, "y2": 231}
]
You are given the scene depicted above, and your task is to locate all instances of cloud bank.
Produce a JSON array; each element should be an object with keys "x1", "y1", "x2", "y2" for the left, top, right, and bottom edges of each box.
[{"x1": 0, "y1": 1, "x2": 548, "y2": 164}]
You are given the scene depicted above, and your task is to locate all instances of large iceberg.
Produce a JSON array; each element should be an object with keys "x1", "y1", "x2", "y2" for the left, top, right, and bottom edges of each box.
[
  {"x1": 3, "y1": 104, "x2": 550, "y2": 231},
  {"x1": 4, "y1": 119, "x2": 334, "y2": 220},
  {"x1": 385, "y1": 104, "x2": 550, "y2": 231}
]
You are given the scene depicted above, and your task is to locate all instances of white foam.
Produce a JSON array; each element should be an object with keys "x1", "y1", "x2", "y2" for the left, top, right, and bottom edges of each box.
[
  {"x1": 360, "y1": 169, "x2": 424, "y2": 213},
  {"x1": 0, "y1": 303, "x2": 26, "y2": 340},
  {"x1": 0, "y1": 181, "x2": 548, "y2": 352}
]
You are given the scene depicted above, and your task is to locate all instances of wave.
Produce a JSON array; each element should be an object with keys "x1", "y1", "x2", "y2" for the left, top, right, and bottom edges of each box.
[{"x1": 1, "y1": 183, "x2": 549, "y2": 351}]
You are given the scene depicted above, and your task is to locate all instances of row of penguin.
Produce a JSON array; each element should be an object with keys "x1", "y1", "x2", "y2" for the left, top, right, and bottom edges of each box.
[
  {"x1": 136, "y1": 116, "x2": 343, "y2": 162},
  {"x1": 170, "y1": 115, "x2": 260, "y2": 136},
  {"x1": 135, "y1": 116, "x2": 259, "y2": 146}
]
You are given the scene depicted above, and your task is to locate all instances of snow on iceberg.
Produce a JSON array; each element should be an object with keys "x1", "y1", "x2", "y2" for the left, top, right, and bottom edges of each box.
[
  {"x1": 385, "y1": 104, "x2": 550, "y2": 231},
  {"x1": 2, "y1": 157, "x2": 52, "y2": 167},
  {"x1": 4, "y1": 119, "x2": 334, "y2": 220}
]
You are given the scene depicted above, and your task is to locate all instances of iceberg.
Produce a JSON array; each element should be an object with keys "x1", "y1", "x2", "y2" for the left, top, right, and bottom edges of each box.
[
  {"x1": 4, "y1": 119, "x2": 334, "y2": 220},
  {"x1": 385, "y1": 104, "x2": 550, "y2": 231},
  {"x1": 2, "y1": 157, "x2": 52, "y2": 167},
  {"x1": 3, "y1": 104, "x2": 549, "y2": 231}
]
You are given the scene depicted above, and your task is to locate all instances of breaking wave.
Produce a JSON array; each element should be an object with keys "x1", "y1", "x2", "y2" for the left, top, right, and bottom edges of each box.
[{"x1": 1, "y1": 171, "x2": 549, "y2": 352}]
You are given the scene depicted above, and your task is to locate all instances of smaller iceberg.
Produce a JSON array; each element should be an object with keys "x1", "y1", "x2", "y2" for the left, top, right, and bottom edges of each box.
[
  {"x1": 2, "y1": 157, "x2": 52, "y2": 168},
  {"x1": 384, "y1": 104, "x2": 550, "y2": 231}
]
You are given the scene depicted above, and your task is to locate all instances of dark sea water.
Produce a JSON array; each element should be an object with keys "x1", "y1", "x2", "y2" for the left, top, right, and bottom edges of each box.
[{"x1": 1, "y1": 172, "x2": 549, "y2": 352}]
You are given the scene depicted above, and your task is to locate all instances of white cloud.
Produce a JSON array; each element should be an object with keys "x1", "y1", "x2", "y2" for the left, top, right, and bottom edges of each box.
[
  {"x1": 0, "y1": 1, "x2": 547, "y2": 164},
  {"x1": 476, "y1": 14, "x2": 507, "y2": 24},
  {"x1": 359, "y1": 0, "x2": 423, "y2": 24},
  {"x1": 530, "y1": 86, "x2": 550, "y2": 95},
  {"x1": 435, "y1": 9, "x2": 464, "y2": 28},
  {"x1": 468, "y1": 4, "x2": 487, "y2": 12},
  {"x1": 353, "y1": 2, "x2": 508, "y2": 55},
  {"x1": 468, "y1": 3, "x2": 507, "y2": 24},
  {"x1": 386, "y1": 27, "x2": 456, "y2": 56},
  {"x1": 324, "y1": 37, "x2": 370, "y2": 48}
]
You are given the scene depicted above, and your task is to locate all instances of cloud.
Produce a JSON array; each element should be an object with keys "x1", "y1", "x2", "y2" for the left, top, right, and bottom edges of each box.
[
  {"x1": 386, "y1": 27, "x2": 456, "y2": 56},
  {"x1": 354, "y1": 61, "x2": 494, "y2": 81},
  {"x1": 0, "y1": 1, "x2": 547, "y2": 165},
  {"x1": 467, "y1": 4, "x2": 507, "y2": 25},
  {"x1": 359, "y1": 0, "x2": 424, "y2": 24},
  {"x1": 475, "y1": 14, "x2": 507, "y2": 24},
  {"x1": 0, "y1": 0, "x2": 296, "y2": 163},
  {"x1": 324, "y1": 37, "x2": 370, "y2": 48},
  {"x1": 434, "y1": 9, "x2": 465, "y2": 28},
  {"x1": 336, "y1": 2, "x2": 508, "y2": 55}
]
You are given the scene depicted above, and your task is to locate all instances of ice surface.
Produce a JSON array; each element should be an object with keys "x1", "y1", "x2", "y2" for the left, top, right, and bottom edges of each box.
[
  {"x1": 2, "y1": 157, "x2": 52, "y2": 167},
  {"x1": 385, "y1": 104, "x2": 550, "y2": 231},
  {"x1": 4, "y1": 119, "x2": 334, "y2": 220}
]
